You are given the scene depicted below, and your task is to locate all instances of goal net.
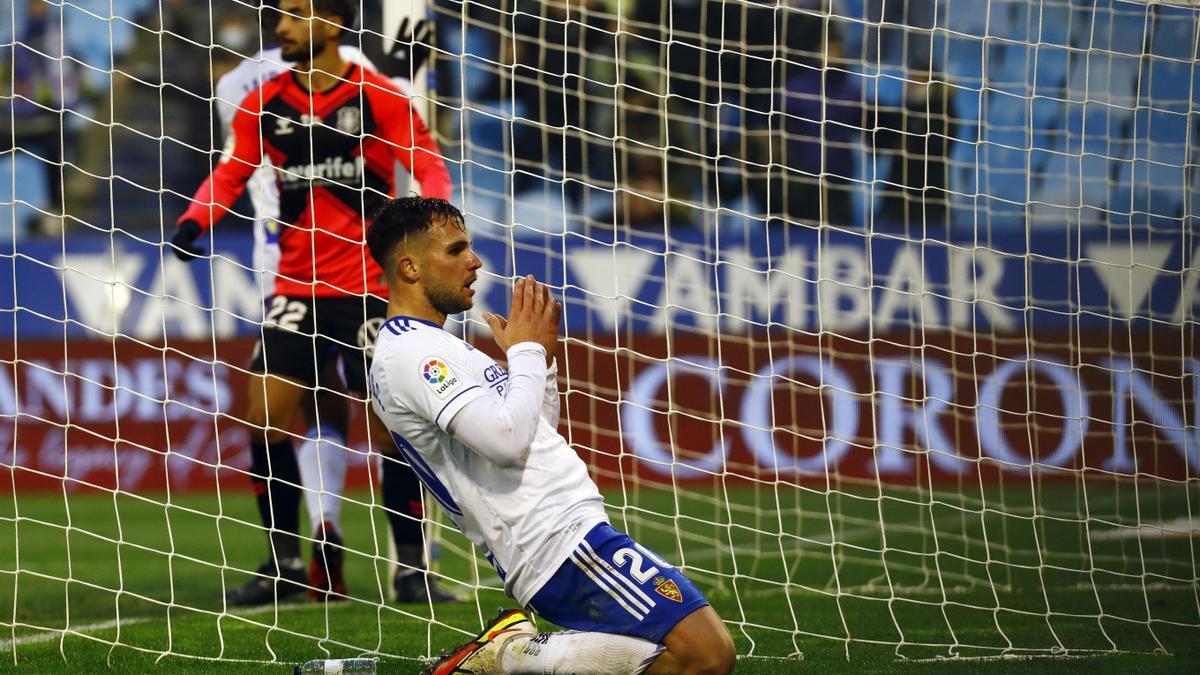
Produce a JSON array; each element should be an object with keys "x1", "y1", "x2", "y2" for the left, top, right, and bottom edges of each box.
[{"x1": 1, "y1": 0, "x2": 1198, "y2": 668}]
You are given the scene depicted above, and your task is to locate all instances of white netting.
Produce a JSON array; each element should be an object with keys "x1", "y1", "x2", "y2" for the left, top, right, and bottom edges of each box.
[{"x1": 0, "y1": 0, "x2": 1198, "y2": 668}]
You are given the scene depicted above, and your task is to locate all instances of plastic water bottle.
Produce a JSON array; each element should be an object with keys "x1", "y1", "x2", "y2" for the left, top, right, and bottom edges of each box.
[{"x1": 294, "y1": 657, "x2": 378, "y2": 674}]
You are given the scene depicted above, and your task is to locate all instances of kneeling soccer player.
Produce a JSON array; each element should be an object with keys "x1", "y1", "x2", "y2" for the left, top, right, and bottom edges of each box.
[{"x1": 363, "y1": 197, "x2": 736, "y2": 675}]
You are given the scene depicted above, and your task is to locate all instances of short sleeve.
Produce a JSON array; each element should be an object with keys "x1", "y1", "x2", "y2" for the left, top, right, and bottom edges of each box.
[
  {"x1": 214, "y1": 66, "x2": 243, "y2": 131},
  {"x1": 375, "y1": 335, "x2": 490, "y2": 431}
]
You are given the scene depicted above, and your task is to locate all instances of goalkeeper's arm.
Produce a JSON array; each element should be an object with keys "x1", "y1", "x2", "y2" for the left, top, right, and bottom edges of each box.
[
  {"x1": 170, "y1": 95, "x2": 263, "y2": 260},
  {"x1": 367, "y1": 77, "x2": 452, "y2": 201}
]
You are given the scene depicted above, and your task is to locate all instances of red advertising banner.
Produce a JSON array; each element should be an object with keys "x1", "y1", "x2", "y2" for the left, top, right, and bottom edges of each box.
[{"x1": 0, "y1": 333, "x2": 1196, "y2": 493}]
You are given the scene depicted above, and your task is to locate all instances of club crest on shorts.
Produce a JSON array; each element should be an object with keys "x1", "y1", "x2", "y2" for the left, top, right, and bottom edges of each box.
[
  {"x1": 653, "y1": 576, "x2": 683, "y2": 603},
  {"x1": 420, "y1": 356, "x2": 461, "y2": 399},
  {"x1": 357, "y1": 317, "x2": 384, "y2": 357}
]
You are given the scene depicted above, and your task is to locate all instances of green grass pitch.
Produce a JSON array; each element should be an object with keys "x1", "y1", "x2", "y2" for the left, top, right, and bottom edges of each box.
[{"x1": 0, "y1": 480, "x2": 1197, "y2": 673}]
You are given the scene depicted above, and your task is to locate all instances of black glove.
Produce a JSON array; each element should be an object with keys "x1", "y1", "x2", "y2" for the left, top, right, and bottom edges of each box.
[
  {"x1": 378, "y1": 17, "x2": 434, "y2": 81},
  {"x1": 169, "y1": 219, "x2": 205, "y2": 261}
]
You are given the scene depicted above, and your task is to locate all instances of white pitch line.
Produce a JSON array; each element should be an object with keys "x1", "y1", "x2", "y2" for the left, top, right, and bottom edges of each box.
[
  {"x1": 905, "y1": 652, "x2": 1121, "y2": 664},
  {"x1": 0, "y1": 617, "x2": 150, "y2": 650},
  {"x1": 0, "y1": 601, "x2": 317, "y2": 651}
]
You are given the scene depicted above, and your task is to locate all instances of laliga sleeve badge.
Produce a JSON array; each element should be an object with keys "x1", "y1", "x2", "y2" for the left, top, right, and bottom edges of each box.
[
  {"x1": 653, "y1": 576, "x2": 683, "y2": 603},
  {"x1": 420, "y1": 356, "x2": 461, "y2": 399}
]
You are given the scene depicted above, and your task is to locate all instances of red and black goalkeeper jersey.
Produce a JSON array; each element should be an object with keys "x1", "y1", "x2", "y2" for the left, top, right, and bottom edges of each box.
[{"x1": 179, "y1": 63, "x2": 453, "y2": 298}]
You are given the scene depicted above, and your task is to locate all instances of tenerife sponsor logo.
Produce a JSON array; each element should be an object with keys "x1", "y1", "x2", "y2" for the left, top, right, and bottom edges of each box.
[{"x1": 277, "y1": 155, "x2": 364, "y2": 187}]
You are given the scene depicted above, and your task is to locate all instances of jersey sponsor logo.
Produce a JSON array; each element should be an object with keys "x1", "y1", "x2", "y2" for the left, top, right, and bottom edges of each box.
[
  {"x1": 653, "y1": 576, "x2": 683, "y2": 603},
  {"x1": 277, "y1": 156, "x2": 364, "y2": 187},
  {"x1": 482, "y1": 363, "x2": 508, "y2": 395},
  {"x1": 420, "y1": 356, "x2": 461, "y2": 399}
]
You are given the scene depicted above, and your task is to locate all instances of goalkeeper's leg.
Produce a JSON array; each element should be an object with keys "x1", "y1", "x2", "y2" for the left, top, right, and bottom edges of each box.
[{"x1": 234, "y1": 371, "x2": 309, "y2": 606}]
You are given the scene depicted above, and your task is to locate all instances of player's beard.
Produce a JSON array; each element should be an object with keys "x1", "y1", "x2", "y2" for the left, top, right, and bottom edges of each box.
[
  {"x1": 281, "y1": 33, "x2": 323, "y2": 63},
  {"x1": 426, "y1": 286, "x2": 472, "y2": 317}
]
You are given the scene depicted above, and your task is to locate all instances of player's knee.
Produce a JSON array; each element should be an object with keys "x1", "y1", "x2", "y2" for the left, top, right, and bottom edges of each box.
[
  {"x1": 711, "y1": 634, "x2": 737, "y2": 675},
  {"x1": 690, "y1": 632, "x2": 735, "y2": 675},
  {"x1": 243, "y1": 397, "x2": 268, "y2": 436},
  {"x1": 262, "y1": 427, "x2": 290, "y2": 444},
  {"x1": 670, "y1": 652, "x2": 733, "y2": 675},
  {"x1": 670, "y1": 626, "x2": 735, "y2": 675},
  {"x1": 243, "y1": 410, "x2": 290, "y2": 445},
  {"x1": 243, "y1": 397, "x2": 294, "y2": 444}
]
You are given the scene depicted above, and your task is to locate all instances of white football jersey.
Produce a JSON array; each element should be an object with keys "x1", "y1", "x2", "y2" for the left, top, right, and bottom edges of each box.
[
  {"x1": 369, "y1": 316, "x2": 608, "y2": 605},
  {"x1": 215, "y1": 45, "x2": 394, "y2": 288}
]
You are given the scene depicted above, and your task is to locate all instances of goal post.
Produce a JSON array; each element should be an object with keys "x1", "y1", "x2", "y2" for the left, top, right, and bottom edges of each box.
[{"x1": 1, "y1": 0, "x2": 1198, "y2": 668}]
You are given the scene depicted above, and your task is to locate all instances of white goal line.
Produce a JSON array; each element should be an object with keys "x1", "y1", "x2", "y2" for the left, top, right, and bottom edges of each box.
[{"x1": 1089, "y1": 517, "x2": 1200, "y2": 541}]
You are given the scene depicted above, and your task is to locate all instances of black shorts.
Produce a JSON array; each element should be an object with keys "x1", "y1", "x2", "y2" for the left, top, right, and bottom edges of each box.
[{"x1": 249, "y1": 295, "x2": 386, "y2": 393}]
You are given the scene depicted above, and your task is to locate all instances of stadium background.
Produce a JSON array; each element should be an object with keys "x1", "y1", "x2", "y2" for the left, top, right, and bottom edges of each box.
[
  {"x1": 4, "y1": 0, "x2": 1197, "y2": 487},
  {"x1": 1, "y1": 0, "x2": 1199, "y2": 672}
]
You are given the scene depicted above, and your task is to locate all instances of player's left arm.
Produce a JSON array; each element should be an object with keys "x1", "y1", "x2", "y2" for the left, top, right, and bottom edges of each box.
[
  {"x1": 171, "y1": 92, "x2": 264, "y2": 260},
  {"x1": 369, "y1": 81, "x2": 453, "y2": 200}
]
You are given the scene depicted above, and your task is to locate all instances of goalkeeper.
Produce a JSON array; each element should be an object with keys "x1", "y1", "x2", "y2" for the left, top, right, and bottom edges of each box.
[
  {"x1": 364, "y1": 197, "x2": 736, "y2": 675},
  {"x1": 170, "y1": 0, "x2": 452, "y2": 606},
  {"x1": 207, "y1": 6, "x2": 449, "y2": 604}
]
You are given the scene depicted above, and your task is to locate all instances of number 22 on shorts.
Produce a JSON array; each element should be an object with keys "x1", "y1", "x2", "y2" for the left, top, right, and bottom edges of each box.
[{"x1": 264, "y1": 296, "x2": 307, "y2": 331}]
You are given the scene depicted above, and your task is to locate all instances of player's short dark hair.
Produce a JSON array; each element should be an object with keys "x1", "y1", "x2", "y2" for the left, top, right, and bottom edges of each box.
[
  {"x1": 367, "y1": 197, "x2": 465, "y2": 271},
  {"x1": 313, "y1": 0, "x2": 356, "y2": 30}
]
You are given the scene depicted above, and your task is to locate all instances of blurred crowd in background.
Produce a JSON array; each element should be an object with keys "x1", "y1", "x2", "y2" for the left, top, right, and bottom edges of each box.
[
  {"x1": 441, "y1": 0, "x2": 958, "y2": 237},
  {"x1": 1, "y1": 0, "x2": 1195, "y2": 242}
]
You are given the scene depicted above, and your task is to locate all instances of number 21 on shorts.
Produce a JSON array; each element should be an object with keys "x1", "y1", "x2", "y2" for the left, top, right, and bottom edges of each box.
[{"x1": 613, "y1": 543, "x2": 673, "y2": 584}]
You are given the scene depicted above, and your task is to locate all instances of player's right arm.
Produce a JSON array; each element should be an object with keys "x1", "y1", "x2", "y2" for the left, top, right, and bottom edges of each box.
[
  {"x1": 446, "y1": 276, "x2": 563, "y2": 466},
  {"x1": 445, "y1": 342, "x2": 547, "y2": 467},
  {"x1": 374, "y1": 278, "x2": 562, "y2": 467},
  {"x1": 169, "y1": 90, "x2": 265, "y2": 260},
  {"x1": 214, "y1": 60, "x2": 250, "y2": 133},
  {"x1": 374, "y1": 328, "x2": 547, "y2": 469}
]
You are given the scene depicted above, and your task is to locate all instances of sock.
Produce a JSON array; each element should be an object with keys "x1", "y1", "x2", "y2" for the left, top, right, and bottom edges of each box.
[
  {"x1": 249, "y1": 438, "x2": 302, "y2": 562},
  {"x1": 297, "y1": 424, "x2": 347, "y2": 535},
  {"x1": 501, "y1": 631, "x2": 664, "y2": 675},
  {"x1": 381, "y1": 455, "x2": 424, "y2": 570}
]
